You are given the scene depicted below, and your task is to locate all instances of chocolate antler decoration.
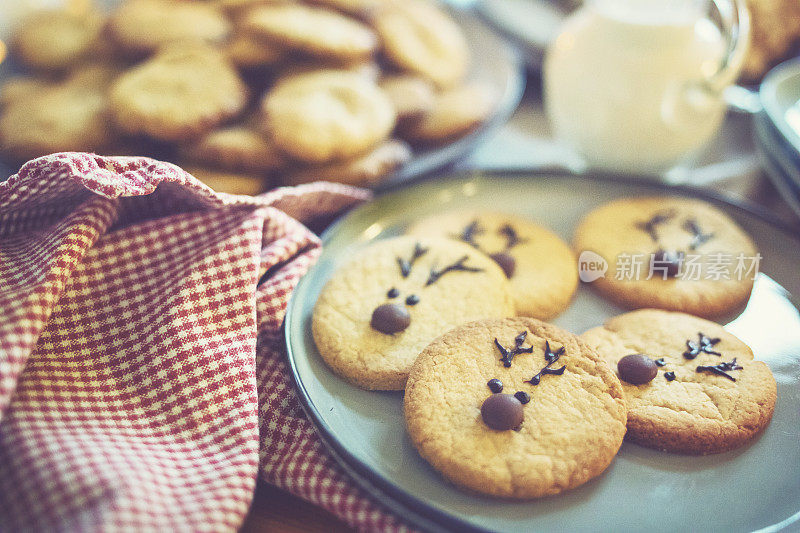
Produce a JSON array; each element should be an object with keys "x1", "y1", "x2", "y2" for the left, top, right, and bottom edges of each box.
[
  {"x1": 397, "y1": 242, "x2": 428, "y2": 278},
  {"x1": 425, "y1": 255, "x2": 483, "y2": 286},
  {"x1": 683, "y1": 333, "x2": 721, "y2": 359},
  {"x1": 454, "y1": 220, "x2": 483, "y2": 248},
  {"x1": 682, "y1": 218, "x2": 714, "y2": 250},
  {"x1": 525, "y1": 341, "x2": 566, "y2": 385},
  {"x1": 696, "y1": 358, "x2": 742, "y2": 381},
  {"x1": 495, "y1": 331, "x2": 533, "y2": 367},
  {"x1": 499, "y1": 224, "x2": 527, "y2": 250},
  {"x1": 635, "y1": 209, "x2": 676, "y2": 242}
]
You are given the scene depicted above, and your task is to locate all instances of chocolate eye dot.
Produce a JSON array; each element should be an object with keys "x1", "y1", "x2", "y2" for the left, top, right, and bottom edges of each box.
[
  {"x1": 387, "y1": 288, "x2": 399, "y2": 298},
  {"x1": 514, "y1": 391, "x2": 530, "y2": 404},
  {"x1": 405, "y1": 294, "x2": 420, "y2": 306},
  {"x1": 487, "y1": 378, "x2": 503, "y2": 393}
]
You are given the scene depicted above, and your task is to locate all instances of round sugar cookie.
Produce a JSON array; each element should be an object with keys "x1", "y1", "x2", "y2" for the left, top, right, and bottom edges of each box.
[
  {"x1": 109, "y1": 43, "x2": 247, "y2": 141},
  {"x1": 261, "y1": 69, "x2": 395, "y2": 163},
  {"x1": 572, "y1": 197, "x2": 759, "y2": 318},
  {"x1": 242, "y1": 4, "x2": 377, "y2": 63},
  {"x1": 12, "y1": 8, "x2": 104, "y2": 71},
  {"x1": 0, "y1": 65, "x2": 118, "y2": 161},
  {"x1": 405, "y1": 316, "x2": 627, "y2": 498},
  {"x1": 312, "y1": 236, "x2": 514, "y2": 390},
  {"x1": 581, "y1": 309, "x2": 777, "y2": 454},
  {"x1": 373, "y1": 0, "x2": 469, "y2": 88}
]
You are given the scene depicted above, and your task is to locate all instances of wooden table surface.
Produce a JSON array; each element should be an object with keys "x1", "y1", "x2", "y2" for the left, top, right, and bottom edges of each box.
[
  {"x1": 240, "y1": 76, "x2": 799, "y2": 533},
  {"x1": 242, "y1": 482, "x2": 353, "y2": 533}
]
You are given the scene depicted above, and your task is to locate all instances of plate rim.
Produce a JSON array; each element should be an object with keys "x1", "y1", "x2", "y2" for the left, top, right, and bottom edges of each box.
[{"x1": 284, "y1": 168, "x2": 800, "y2": 533}]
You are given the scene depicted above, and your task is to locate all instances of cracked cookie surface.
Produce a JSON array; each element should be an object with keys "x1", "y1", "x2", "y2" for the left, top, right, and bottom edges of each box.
[
  {"x1": 581, "y1": 309, "x2": 776, "y2": 454},
  {"x1": 405, "y1": 317, "x2": 627, "y2": 498}
]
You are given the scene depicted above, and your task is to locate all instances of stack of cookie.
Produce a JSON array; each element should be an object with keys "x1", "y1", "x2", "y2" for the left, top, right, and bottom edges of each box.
[
  {"x1": 312, "y1": 197, "x2": 777, "y2": 498},
  {"x1": 0, "y1": 0, "x2": 494, "y2": 193}
]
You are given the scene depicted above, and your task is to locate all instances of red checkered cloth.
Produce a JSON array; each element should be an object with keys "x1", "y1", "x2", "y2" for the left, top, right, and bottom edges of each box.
[{"x1": 0, "y1": 153, "x2": 411, "y2": 532}]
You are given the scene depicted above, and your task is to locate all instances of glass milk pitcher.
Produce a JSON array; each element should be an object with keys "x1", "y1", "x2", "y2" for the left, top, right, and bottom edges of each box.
[{"x1": 544, "y1": 0, "x2": 749, "y2": 174}]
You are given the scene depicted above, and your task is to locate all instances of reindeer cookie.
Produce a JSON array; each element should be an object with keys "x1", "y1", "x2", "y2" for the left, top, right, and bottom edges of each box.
[
  {"x1": 312, "y1": 236, "x2": 514, "y2": 390},
  {"x1": 405, "y1": 317, "x2": 627, "y2": 498},
  {"x1": 581, "y1": 309, "x2": 776, "y2": 454},
  {"x1": 573, "y1": 197, "x2": 759, "y2": 318},
  {"x1": 407, "y1": 211, "x2": 578, "y2": 319}
]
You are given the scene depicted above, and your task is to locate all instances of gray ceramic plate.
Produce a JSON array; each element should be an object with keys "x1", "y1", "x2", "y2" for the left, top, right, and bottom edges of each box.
[
  {"x1": 0, "y1": 5, "x2": 524, "y2": 185},
  {"x1": 285, "y1": 170, "x2": 800, "y2": 533}
]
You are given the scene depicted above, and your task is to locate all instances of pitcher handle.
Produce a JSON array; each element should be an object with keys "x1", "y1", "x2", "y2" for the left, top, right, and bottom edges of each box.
[{"x1": 704, "y1": 0, "x2": 750, "y2": 94}]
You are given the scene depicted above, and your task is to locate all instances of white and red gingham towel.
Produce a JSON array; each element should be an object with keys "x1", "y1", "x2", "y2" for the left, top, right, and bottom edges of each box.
[{"x1": 0, "y1": 153, "x2": 410, "y2": 531}]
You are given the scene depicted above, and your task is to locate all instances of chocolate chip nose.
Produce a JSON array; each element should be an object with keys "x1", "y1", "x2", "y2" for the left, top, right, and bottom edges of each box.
[{"x1": 370, "y1": 303, "x2": 411, "y2": 334}]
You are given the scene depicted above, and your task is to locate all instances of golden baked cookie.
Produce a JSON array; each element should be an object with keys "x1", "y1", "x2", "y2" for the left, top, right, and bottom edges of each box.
[
  {"x1": 107, "y1": 0, "x2": 231, "y2": 56},
  {"x1": 184, "y1": 166, "x2": 268, "y2": 196},
  {"x1": 283, "y1": 139, "x2": 410, "y2": 186},
  {"x1": 407, "y1": 211, "x2": 578, "y2": 319},
  {"x1": 581, "y1": 309, "x2": 776, "y2": 454},
  {"x1": 572, "y1": 197, "x2": 759, "y2": 318},
  {"x1": 0, "y1": 64, "x2": 118, "y2": 161},
  {"x1": 182, "y1": 125, "x2": 287, "y2": 173},
  {"x1": 110, "y1": 43, "x2": 248, "y2": 141},
  {"x1": 12, "y1": 8, "x2": 104, "y2": 71},
  {"x1": 378, "y1": 74, "x2": 435, "y2": 124},
  {"x1": 312, "y1": 236, "x2": 515, "y2": 390},
  {"x1": 242, "y1": 5, "x2": 378, "y2": 63},
  {"x1": 402, "y1": 83, "x2": 494, "y2": 144},
  {"x1": 373, "y1": 0, "x2": 469, "y2": 88},
  {"x1": 261, "y1": 69, "x2": 395, "y2": 163},
  {"x1": 405, "y1": 317, "x2": 627, "y2": 498}
]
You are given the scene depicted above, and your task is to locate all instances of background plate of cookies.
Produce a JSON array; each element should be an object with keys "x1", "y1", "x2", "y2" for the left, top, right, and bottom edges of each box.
[
  {"x1": 285, "y1": 169, "x2": 800, "y2": 532},
  {"x1": 0, "y1": 0, "x2": 524, "y2": 192}
]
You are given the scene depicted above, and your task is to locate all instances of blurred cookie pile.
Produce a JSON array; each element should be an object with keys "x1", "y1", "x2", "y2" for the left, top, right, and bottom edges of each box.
[{"x1": 0, "y1": 0, "x2": 496, "y2": 194}]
